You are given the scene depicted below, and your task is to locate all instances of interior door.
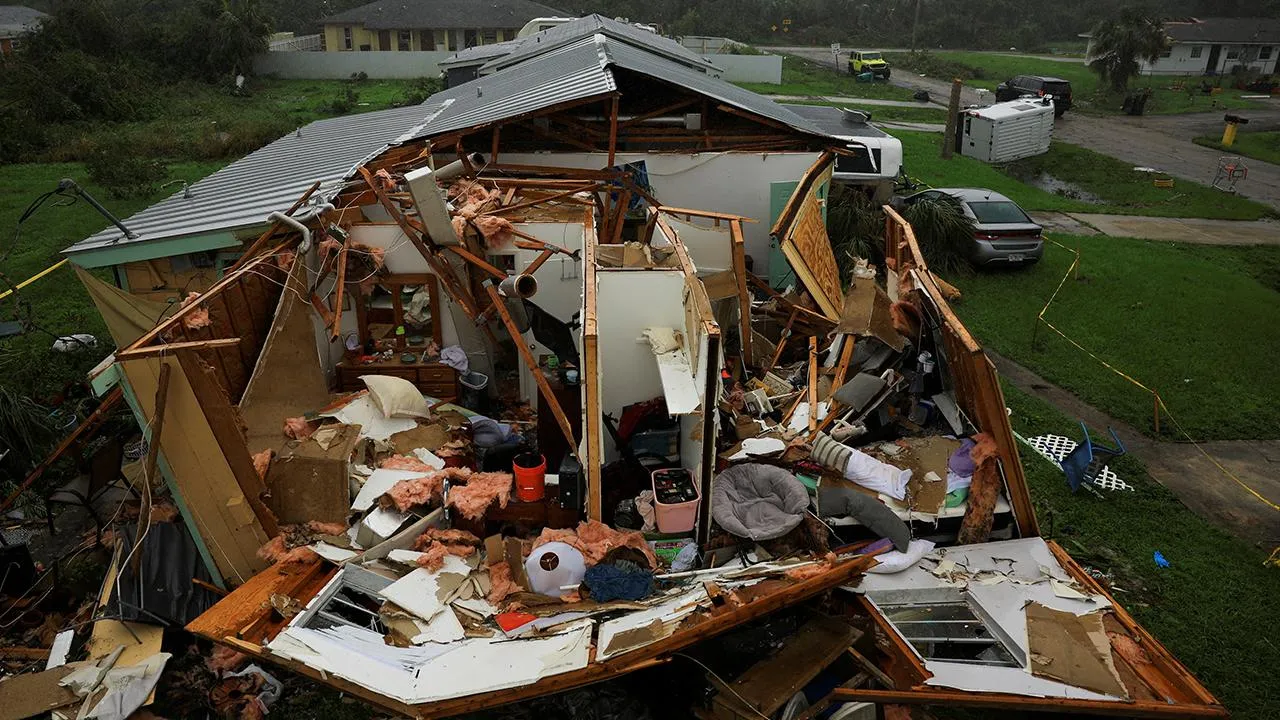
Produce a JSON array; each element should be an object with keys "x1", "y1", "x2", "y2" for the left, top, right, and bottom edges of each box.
[{"x1": 378, "y1": 30, "x2": 391, "y2": 51}]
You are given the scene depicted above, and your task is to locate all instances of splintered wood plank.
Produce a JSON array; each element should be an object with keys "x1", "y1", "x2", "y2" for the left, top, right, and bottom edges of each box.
[{"x1": 713, "y1": 613, "x2": 859, "y2": 718}]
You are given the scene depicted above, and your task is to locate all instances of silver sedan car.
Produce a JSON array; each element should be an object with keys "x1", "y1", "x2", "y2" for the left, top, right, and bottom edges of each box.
[{"x1": 904, "y1": 188, "x2": 1044, "y2": 266}]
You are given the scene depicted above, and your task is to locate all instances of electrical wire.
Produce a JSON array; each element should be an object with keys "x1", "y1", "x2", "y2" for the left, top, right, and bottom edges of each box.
[{"x1": 672, "y1": 653, "x2": 774, "y2": 720}]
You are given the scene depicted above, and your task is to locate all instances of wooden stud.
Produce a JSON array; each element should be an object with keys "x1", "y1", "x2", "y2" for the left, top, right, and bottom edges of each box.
[
  {"x1": 581, "y1": 208, "x2": 602, "y2": 521},
  {"x1": 115, "y1": 338, "x2": 243, "y2": 361},
  {"x1": 231, "y1": 181, "x2": 321, "y2": 272},
  {"x1": 444, "y1": 245, "x2": 506, "y2": 280},
  {"x1": 617, "y1": 98, "x2": 700, "y2": 129},
  {"x1": 807, "y1": 337, "x2": 819, "y2": 433},
  {"x1": 330, "y1": 237, "x2": 349, "y2": 340},
  {"x1": 729, "y1": 219, "x2": 752, "y2": 365},
  {"x1": 660, "y1": 207, "x2": 758, "y2": 223},
  {"x1": 525, "y1": 248, "x2": 555, "y2": 276},
  {"x1": 176, "y1": 351, "x2": 279, "y2": 538},
  {"x1": 490, "y1": 127, "x2": 500, "y2": 165},
  {"x1": 607, "y1": 95, "x2": 620, "y2": 167},
  {"x1": 484, "y1": 283, "x2": 578, "y2": 458},
  {"x1": 767, "y1": 308, "x2": 799, "y2": 372}
]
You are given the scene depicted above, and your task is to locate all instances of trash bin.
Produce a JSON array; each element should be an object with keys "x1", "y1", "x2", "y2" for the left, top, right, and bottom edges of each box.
[
  {"x1": 459, "y1": 371, "x2": 489, "y2": 413},
  {"x1": 1122, "y1": 89, "x2": 1152, "y2": 116}
]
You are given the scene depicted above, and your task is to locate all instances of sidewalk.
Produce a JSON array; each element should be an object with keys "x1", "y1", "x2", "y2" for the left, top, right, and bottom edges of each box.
[{"x1": 1029, "y1": 212, "x2": 1280, "y2": 245}]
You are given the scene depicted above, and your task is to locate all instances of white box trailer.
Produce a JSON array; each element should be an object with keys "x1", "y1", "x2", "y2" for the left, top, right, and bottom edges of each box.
[{"x1": 957, "y1": 97, "x2": 1055, "y2": 163}]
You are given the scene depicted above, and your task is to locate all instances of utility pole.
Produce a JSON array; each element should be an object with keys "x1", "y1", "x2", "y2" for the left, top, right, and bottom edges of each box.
[
  {"x1": 941, "y1": 78, "x2": 962, "y2": 159},
  {"x1": 909, "y1": 0, "x2": 922, "y2": 53}
]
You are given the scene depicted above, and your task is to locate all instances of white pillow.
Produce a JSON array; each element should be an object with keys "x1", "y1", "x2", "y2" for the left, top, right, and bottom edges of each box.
[
  {"x1": 867, "y1": 539, "x2": 935, "y2": 574},
  {"x1": 361, "y1": 375, "x2": 432, "y2": 419}
]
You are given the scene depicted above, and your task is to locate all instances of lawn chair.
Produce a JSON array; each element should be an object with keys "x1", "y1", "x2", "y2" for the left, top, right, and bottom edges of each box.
[
  {"x1": 1060, "y1": 421, "x2": 1126, "y2": 493},
  {"x1": 45, "y1": 436, "x2": 135, "y2": 542}
]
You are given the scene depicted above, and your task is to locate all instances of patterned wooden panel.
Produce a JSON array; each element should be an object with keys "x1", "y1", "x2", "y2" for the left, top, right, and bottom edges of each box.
[{"x1": 781, "y1": 193, "x2": 843, "y2": 320}]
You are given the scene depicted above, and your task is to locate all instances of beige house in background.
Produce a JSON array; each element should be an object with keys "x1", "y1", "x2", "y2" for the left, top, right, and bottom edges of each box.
[{"x1": 321, "y1": 0, "x2": 563, "y2": 52}]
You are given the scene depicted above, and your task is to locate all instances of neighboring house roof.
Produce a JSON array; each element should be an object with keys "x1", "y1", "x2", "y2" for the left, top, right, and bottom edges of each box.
[
  {"x1": 404, "y1": 32, "x2": 824, "y2": 142},
  {"x1": 0, "y1": 5, "x2": 46, "y2": 37},
  {"x1": 322, "y1": 0, "x2": 563, "y2": 31},
  {"x1": 65, "y1": 103, "x2": 447, "y2": 266},
  {"x1": 781, "y1": 104, "x2": 890, "y2": 140},
  {"x1": 1162, "y1": 17, "x2": 1280, "y2": 44}
]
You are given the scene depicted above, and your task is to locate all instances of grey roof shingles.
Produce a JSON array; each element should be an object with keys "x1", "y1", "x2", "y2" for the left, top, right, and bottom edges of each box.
[
  {"x1": 65, "y1": 103, "x2": 448, "y2": 258},
  {"x1": 322, "y1": 0, "x2": 564, "y2": 31},
  {"x1": 0, "y1": 5, "x2": 45, "y2": 35}
]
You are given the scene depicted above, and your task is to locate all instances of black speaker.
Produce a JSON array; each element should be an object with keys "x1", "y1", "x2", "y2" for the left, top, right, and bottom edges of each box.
[{"x1": 558, "y1": 455, "x2": 583, "y2": 511}]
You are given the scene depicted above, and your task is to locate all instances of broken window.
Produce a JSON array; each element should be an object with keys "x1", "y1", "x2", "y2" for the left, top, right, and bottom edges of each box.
[
  {"x1": 879, "y1": 598, "x2": 1020, "y2": 667},
  {"x1": 295, "y1": 565, "x2": 393, "y2": 634}
]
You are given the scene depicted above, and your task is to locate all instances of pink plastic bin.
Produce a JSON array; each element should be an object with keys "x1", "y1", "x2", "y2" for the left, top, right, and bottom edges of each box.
[{"x1": 652, "y1": 468, "x2": 699, "y2": 534}]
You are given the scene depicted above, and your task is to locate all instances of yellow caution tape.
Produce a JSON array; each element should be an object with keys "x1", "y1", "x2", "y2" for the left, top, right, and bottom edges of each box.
[{"x1": 1035, "y1": 241, "x2": 1280, "y2": 513}]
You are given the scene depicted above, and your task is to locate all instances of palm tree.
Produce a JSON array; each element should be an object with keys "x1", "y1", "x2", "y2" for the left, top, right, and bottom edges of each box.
[{"x1": 1087, "y1": 8, "x2": 1170, "y2": 94}]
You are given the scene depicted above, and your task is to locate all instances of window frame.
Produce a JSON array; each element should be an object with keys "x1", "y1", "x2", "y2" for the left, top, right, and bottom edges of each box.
[
  {"x1": 398, "y1": 29, "x2": 412, "y2": 51},
  {"x1": 1190, "y1": 45, "x2": 1203, "y2": 59},
  {"x1": 1261, "y1": 46, "x2": 1274, "y2": 60},
  {"x1": 343, "y1": 26, "x2": 353, "y2": 50}
]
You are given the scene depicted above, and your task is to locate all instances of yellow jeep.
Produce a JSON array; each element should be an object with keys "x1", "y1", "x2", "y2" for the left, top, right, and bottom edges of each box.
[{"x1": 849, "y1": 50, "x2": 891, "y2": 80}]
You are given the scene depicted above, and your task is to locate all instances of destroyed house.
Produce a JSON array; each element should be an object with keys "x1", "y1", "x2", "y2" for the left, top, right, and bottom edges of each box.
[{"x1": 61, "y1": 18, "x2": 1227, "y2": 720}]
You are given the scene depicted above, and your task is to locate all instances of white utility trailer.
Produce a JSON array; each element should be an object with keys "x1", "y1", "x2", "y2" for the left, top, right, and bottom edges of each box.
[{"x1": 957, "y1": 97, "x2": 1055, "y2": 163}]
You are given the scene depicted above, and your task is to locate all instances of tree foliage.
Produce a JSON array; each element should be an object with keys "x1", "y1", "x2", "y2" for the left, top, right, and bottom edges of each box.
[
  {"x1": 902, "y1": 195, "x2": 975, "y2": 274},
  {"x1": 1087, "y1": 7, "x2": 1170, "y2": 93}
]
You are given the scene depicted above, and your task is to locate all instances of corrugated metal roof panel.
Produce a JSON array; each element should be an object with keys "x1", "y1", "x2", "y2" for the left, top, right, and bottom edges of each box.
[
  {"x1": 65, "y1": 102, "x2": 447, "y2": 255},
  {"x1": 479, "y1": 14, "x2": 717, "y2": 73},
  {"x1": 406, "y1": 35, "x2": 617, "y2": 139},
  {"x1": 602, "y1": 40, "x2": 826, "y2": 137}
]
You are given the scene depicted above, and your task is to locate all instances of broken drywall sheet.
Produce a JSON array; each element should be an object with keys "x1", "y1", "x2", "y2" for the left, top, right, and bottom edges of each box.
[
  {"x1": 1026, "y1": 603, "x2": 1127, "y2": 698},
  {"x1": 644, "y1": 327, "x2": 700, "y2": 414},
  {"x1": 322, "y1": 395, "x2": 416, "y2": 441},
  {"x1": 379, "y1": 555, "x2": 473, "y2": 622},
  {"x1": 595, "y1": 587, "x2": 705, "y2": 661},
  {"x1": 922, "y1": 660, "x2": 1122, "y2": 701}
]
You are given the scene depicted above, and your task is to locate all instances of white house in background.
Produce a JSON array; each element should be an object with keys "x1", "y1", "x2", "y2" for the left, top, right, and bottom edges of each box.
[
  {"x1": 0, "y1": 5, "x2": 45, "y2": 56},
  {"x1": 1084, "y1": 17, "x2": 1280, "y2": 76}
]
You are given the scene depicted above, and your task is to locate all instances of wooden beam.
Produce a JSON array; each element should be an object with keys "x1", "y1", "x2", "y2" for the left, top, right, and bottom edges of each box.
[
  {"x1": 730, "y1": 219, "x2": 752, "y2": 365},
  {"x1": 488, "y1": 184, "x2": 599, "y2": 216},
  {"x1": 617, "y1": 98, "x2": 700, "y2": 129},
  {"x1": 581, "y1": 208, "x2": 602, "y2": 521},
  {"x1": 444, "y1": 245, "x2": 506, "y2": 280},
  {"x1": 525, "y1": 248, "x2": 555, "y2": 275},
  {"x1": 230, "y1": 181, "x2": 321, "y2": 272},
  {"x1": 176, "y1": 351, "x2": 279, "y2": 538},
  {"x1": 330, "y1": 238, "x2": 349, "y2": 340},
  {"x1": 807, "y1": 336, "x2": 819, "y2": 433},
  {"x1": 660, "y1": 207, "x2": 757, "y2": 223},
  {"x1": 484, "y1": 283, "x2": 578, "y2": 458},
  {"x1": 115, "y1": 338, "x2": 243, "y2": 361}
]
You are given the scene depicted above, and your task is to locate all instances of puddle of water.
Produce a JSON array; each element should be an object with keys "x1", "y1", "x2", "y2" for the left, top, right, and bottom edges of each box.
[{"x1": 1025, "y1": 172, "x2": 1104, "y2": 203}]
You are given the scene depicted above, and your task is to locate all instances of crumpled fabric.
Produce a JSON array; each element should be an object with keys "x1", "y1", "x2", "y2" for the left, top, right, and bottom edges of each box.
[
  {"x1": 949, "y1": 437, "x2": 978, "y2": 476},
  {"x1": 471, "y1": 415, "x2": 516, "y2": 448},
  {"x1": 584, "y1": 562, "x2": 654, "y2": 602},
  {"x1": 439, "y1": 345, "x2": 469, "y2": 373},
  {"x1": 843, "y1": 449, "x2": 912, "y2": 501},
  {"x1": 635, "y1": 490, "x2": 656, "y2": 532}
]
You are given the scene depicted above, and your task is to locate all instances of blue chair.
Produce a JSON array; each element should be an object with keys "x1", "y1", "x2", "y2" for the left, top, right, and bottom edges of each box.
[{"x1": 1060, "y1": 421, "x2": 1126, "y2": 492}]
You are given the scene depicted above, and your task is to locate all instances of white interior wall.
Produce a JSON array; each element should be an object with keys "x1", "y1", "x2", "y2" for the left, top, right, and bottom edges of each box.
[
  {"x1": 664, "y1": 216, "x2": 733, "y2": 274},
  {"x1": 595, "y1": 270, "x2": 687, "y2": 460},
  {"x1": 499, "y1": 152, "x2": 823, "y2": 272}
]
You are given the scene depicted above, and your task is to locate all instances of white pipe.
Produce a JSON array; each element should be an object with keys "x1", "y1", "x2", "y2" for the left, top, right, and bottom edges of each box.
[
  {"x1": 267, "y1": 203, "x2": 334, "y2": 253},
  {"x1": 434, "y1": 152, "x2": 487, "y2": 182}
]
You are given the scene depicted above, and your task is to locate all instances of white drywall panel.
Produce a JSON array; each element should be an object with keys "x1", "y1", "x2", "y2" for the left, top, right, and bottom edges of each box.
[
  {"x1": 349, "y1": 223, "x2": 431, "y2": 274},
  {"x1": 499, "y1": 152, "x2": 823, "y2": 272},
  {"x1": 664, "y1": 216, "x2": 733, "y2": 274}
]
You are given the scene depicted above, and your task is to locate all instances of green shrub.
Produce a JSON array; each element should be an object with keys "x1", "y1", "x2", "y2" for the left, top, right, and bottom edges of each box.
[
  {"x1": 85, "y1": 141, "x2": 169, "y2": 198},
  {"x1": 327, "y1": 87, "x2": 359, "y2": 114},
  {"x1": 826, "y1": 187, "x2": 884, "y2": 282},
  {"x1": 400, "y1": 75, "x2": 443, "y2": 106},
  {"x1": 902, "y1": 194, "x2": 975, "y2": 274}
]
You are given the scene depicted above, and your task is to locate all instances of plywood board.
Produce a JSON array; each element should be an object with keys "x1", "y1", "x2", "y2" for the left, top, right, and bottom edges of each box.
[
  {"x1": 239, "y1": 258, "x2": 330, "y2": 454},
  {"x1": 780, "y1": 194, "x2": 843, "y2": 320},
  {"x1": 121, "y1": 356, "x2": 269, "y2": 584},
  {"x1": 836, "y1": 278, "x2": 903, "y2": 351},
  {"x1": 1027, "y1": 603, "x2": 1127, "y2": 698}
]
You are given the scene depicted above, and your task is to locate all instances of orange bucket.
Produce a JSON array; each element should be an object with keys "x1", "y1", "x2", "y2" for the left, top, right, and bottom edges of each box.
[{"x1": 513, "y1": 453, "x2": 546, "y2": 502}]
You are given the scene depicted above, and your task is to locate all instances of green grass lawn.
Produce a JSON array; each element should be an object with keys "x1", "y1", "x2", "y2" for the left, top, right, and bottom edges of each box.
[
  {"x1": 1005, "y1": 383, "x2": 1280, "y2": 720},
  {"x1": 0, "y1": 161, "x2": 227, "y2": 400},
  {"x1": 952, "y1": 235, "x2": 1280, "y2": 441},
  {"x1": 885, "y1": 50, "x2": 1268, "y2": 115},
  {"x1": 1194, "y1": 130, "x2": 1280, "y2": 166},
  {"x1": 782, "y1": 100, "x2": 946, "y2": 124},
  {"x1": 897, "y1": 130, "x2": 1275, "y2": 220},
  {"x1": 36, "y1": 76, "x2": 425, "y2": 165},
  {"x1": 738, "y1": 54, "x2": 919, "y2": 101}
]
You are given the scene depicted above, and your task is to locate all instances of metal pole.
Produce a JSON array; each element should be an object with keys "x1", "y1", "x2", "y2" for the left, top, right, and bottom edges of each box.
[{"x1": 910, "y1": 0, "x2": 922, "y2": 53}]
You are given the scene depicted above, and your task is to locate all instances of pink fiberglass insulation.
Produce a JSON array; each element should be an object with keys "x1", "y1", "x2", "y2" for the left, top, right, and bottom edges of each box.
[
  {"x1": 532, "y1": 520, "x2": 659, "y2": 569},
  {"x1": 383, "y1": 466, "x2": 470, "y2": 510},
  {"x1": 256, "y1": 535, "x2": 318, "y2": 566},
  {"x1": 415, "y1": 543, "x2": 476, "y2": 571},
  {"x1": 414, "y1": 527, "x2": 481, "y2": 548},
  {"x1": 447, "y1": 471, "x2": 513, "y2": 521},
  {"x1": 381, "y1": 455, "x2": 437, "y2": 473},
  {"x1": 307, "y1": 520, "x2": 349, "y2": 536},
  {"x1": 256, "y1": 521, "x2": 344, "y2": 566},
  {"x1": 784, "y1": 552, "x2": 837, "y2": 582},
  {"x1": 206, "y1": 646, "x2": 249, "y2": 676},
  {"x1": 487, "y1": 561, "x2": 520, "y2": 605},
  {"x1": 353, "y1": 243, "x2": 385, "y2": 270},
  {"x1": 471, "y1": 215, "x2": 515, "y2": 248},
  {"x1": 318, "y1": 238, "x2": 343, "y2": 266},
  {"x1": 251, "y1": 449, "x2": 272, "y2": 480},
  {"x1": 412, "y1": 527, "x2": 481, "y2": 570},
  {"x1": 283, "y1": 416, "x2": 316, "y2": 440},
  {"x1": 274, "y1": 250, "x2": 297, "y2": 271},
  {"x1": 179, "y1": 292, "x2": 212, "y2": 330}
]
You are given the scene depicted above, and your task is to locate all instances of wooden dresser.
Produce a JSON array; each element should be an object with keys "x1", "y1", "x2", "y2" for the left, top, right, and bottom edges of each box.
[{"x1": 336, "y1": 361, "x2": 458, "y2": 400}]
